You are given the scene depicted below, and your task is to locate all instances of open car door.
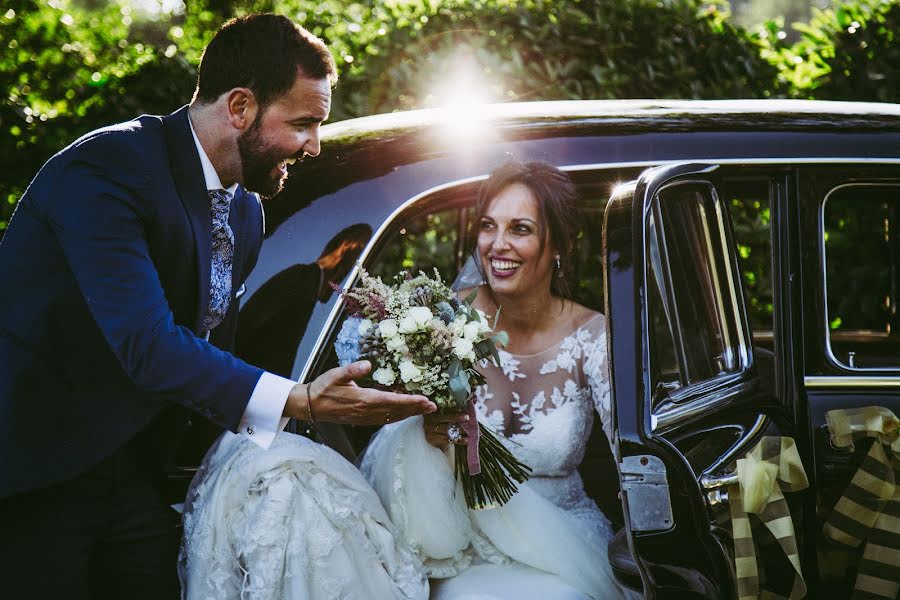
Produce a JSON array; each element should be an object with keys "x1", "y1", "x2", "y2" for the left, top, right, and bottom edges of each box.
[{"x1": 603, "y1": 164, "x2": 808, "y2": 599}]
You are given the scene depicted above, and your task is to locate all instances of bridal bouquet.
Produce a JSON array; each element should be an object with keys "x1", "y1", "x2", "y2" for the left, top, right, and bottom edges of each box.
[{"x1": 334, "y1": 269, "x2": 531, "y2": 509}]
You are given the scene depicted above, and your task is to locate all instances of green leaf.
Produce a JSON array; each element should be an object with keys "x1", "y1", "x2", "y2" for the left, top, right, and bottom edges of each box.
[
  {"x1": 474, "y1": 338, "x2": 494, "y2": 358},
  {"x1": 448, "y1": 369, "x2": 470, "y2": 404},
  {"x1": 448, "y1": 356, "x2": 461, "y2": 379}
]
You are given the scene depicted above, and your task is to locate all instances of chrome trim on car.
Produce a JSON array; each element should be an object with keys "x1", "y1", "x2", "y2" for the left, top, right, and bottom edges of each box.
[
  {"x1": 565, "y1": 158, "x2": 900, "y2": 174},
  {"x1": 652, "y1": 376, "x2": 755, "y2": 432},
  {"x1": 820, "y1": 182, "x2": 900, "y2": 373},
  {"x1": 703, "y1": 414, "x2": 768, "y2": 478},
  {"x1": 804, "y1": 376, "x2": 900, "y2": 388}
]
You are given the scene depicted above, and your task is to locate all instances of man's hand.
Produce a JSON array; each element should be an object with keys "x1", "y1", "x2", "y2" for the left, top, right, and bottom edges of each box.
[{"x1": 285, "y1": 360, "x2": 436, "y2": 425}]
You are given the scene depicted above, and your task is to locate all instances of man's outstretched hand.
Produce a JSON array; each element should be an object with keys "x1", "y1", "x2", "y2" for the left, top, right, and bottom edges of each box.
[{"x1": 285, "y1": 360, "x2": 436, "y2": 425}]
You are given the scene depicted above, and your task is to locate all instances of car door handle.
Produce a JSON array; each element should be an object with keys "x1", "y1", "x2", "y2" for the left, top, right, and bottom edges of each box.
[
  {"x1": 699, "y1": 471, "x2": 739, "y2": 490},
  {"x1": 700, "y1": 471, "x2": 739, "y2": 508}
]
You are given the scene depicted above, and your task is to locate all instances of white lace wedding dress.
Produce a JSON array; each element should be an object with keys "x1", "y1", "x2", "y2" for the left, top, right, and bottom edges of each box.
[
  {"x1": 179, "y1": 431, "x2": 429, "y2": 599},
  {"x1": 360, "y1": 313, "x2": 633, "y2": 600},
  {"x1": 179, "y1": 312, "x2": 633, "y2": 600}
]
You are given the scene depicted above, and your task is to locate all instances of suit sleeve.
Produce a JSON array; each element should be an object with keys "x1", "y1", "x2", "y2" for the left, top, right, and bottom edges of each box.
[{"x1": 39, "y1": 142, "x2": 263, "y2": 432}]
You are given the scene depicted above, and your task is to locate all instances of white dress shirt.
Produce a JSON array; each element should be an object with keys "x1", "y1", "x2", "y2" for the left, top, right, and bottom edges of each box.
[{"x1": 189, "y1": 116, "x2": 291, "y2": 450}]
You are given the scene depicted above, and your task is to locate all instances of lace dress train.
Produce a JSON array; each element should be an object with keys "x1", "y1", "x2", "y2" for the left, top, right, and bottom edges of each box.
[{"x1": 179, "y1": 431, "x2": 428, "y2": 600}]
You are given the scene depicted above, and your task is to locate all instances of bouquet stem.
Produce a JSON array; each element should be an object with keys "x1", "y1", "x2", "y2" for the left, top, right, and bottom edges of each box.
[{"x1": 453, "y1": 423, "x2": 531, "y2": 509}]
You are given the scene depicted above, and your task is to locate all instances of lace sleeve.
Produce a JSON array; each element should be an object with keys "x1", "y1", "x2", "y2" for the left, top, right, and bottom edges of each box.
[{"x1": 583, "y1": 315, "x2": 613, "y2": 441}]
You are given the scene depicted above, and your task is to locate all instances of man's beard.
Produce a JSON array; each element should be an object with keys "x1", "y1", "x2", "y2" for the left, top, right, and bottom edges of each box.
[{"x1": 237, "y1": 121, "x2": 289, "y2": 199}]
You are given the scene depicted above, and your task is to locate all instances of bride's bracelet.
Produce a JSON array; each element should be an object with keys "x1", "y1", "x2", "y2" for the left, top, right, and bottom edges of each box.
[{"x1": 305, "y1": 381, "x2": 316, "y2": 423}]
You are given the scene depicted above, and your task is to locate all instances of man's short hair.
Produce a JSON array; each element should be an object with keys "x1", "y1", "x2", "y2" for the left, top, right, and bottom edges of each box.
[{"x1": 193, "y1": 14, "x2": 337, "y2": 110}]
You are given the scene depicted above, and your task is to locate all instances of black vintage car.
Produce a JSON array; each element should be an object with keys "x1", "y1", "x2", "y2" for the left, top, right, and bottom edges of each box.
[{"x1": 176, "y1": 99, "x2": 900, "y2": 599}]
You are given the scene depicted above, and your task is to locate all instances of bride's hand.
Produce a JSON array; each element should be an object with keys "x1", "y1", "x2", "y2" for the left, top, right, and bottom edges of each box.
[
  {"x1": 285, "y1": 360, "x2": 436, "y2": 425},
  {"x1": 423, "y1": 411, "x2": 469, "y2": 448}
]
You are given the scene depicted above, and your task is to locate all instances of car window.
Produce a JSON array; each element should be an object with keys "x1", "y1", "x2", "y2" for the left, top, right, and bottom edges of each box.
[
  {"x1": 648, "y1": 181, "x2": 750, "y2": 403},
  {"x1": 368, "y1": 207, "x2": 468, "y2": 283},
  {"x1": 823, "y1": 183, "x2": 900, "y2": 370}
]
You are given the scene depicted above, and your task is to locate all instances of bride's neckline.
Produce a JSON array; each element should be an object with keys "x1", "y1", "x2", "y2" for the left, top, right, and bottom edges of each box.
[{"x1": 500, "y1": 312, "x2": 604, "y2": 359}]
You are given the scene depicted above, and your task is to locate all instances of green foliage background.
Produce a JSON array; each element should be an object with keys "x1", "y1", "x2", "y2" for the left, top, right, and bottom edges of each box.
[{"x1": 2, "y1": 0, "x2": 898, "y2": 239}]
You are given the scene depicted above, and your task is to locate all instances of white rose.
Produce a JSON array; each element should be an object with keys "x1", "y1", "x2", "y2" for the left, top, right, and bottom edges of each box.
[
  {"x1": 398, "y1": 314, "x2": 418, "y2": 334},
  {"x1": 463, "y1": 321, "x2": 481, "y2": 341},
  {"x1": 385, "y1": 335, "x2": 408, "y2": 353},
  {"x1": 357, "y1": 319, "x2": 373, "y2": 336},
  {"x1": 409, "y1": 306, "x2": 433, "y2": 326},
  {"x1": 372, "y1": 367, "x2": 396, "y2": 386},
  {"x1": 398, "y1": 360, "x2": 423, "y2": 383},
  {"x1": 378, "y1": 319, "x2": 399, "y2": 338},
  {"x1": 453, "y1": 337, "x2": 474, "y2": 359},
  {"x1": 449, "y1": 320, "x2": 465, "y2": 336},
  {"x1": 472, "y1": 310, "x2": 493, "y2": 332}
]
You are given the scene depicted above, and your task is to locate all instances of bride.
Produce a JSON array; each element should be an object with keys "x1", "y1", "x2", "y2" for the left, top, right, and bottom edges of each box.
[
  {"x1": 359, "y1": 161, "x2": 633, "y2": 600},
  {"x1": 180, "y1": 161, "x2": 634, "y2": 600}
]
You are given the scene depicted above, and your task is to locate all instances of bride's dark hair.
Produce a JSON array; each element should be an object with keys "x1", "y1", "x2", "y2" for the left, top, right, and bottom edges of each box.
[{"x1": 472, "y1": 161, "x2": 582, "y2": 299}]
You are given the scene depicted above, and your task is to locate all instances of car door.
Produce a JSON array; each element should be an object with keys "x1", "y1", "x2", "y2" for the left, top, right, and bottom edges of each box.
[
  {"x1": 603, "y1": 163, "x2": 805, "y2": 599},
  {"x1": 799, "y1": 166, "x2": 900, "y2": 600}
]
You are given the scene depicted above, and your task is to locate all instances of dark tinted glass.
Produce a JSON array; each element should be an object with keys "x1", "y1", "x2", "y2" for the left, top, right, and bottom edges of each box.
[{"x1": 824, "y1": 183, "x2": 900, "y2": 369}]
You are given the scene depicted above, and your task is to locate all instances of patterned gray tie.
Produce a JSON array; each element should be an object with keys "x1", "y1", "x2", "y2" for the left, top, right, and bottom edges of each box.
[{"x1": 202, "y1": 188, "x2": 234, "y2": 333}]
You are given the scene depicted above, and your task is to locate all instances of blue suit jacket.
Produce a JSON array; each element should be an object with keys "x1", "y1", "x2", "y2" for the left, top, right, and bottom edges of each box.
[{"x1": 0, "y1": 106, "x2": 265, "y2": 497}]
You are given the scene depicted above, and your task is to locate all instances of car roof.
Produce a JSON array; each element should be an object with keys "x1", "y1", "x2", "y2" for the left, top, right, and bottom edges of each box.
[{"x1": 321, "y1": 99, "x2": 900, "y2": 144}]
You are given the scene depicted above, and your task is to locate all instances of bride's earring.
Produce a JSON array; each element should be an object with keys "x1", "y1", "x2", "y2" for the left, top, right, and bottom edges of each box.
[{"x1": 555, "y1": 255, "x2": 563, "y2": 278}]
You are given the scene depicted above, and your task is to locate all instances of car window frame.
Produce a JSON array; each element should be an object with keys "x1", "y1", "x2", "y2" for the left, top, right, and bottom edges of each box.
[{"x1": 642, "y1": 175, "x2": 756, "y2": 433}]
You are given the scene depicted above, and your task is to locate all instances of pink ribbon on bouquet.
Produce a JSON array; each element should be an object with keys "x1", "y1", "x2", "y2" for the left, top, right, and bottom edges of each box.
[{"x1": 460, "y1": 399, "x2": 481, "y2": 475}]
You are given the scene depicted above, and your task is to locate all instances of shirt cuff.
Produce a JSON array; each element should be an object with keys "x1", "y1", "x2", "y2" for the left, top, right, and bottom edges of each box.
[{"x1": 238, "y1": 372, "x2": 293, "y2": 450}]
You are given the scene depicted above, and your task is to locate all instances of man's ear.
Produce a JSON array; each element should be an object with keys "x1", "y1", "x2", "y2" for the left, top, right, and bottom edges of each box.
[{"x1": 225, "y1": 88, "x2": 258, "y2": 131}]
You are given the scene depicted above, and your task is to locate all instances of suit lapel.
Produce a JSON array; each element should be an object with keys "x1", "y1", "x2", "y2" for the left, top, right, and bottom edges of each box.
[
  {"x1": 230, "y1": 188, "x2": 246, "y2": 296},
  {"x1": 163, "y1": 106, "x2": 210, "y2": 333}
]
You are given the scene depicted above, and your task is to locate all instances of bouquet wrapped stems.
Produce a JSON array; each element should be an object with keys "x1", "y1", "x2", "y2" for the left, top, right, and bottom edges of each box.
[{"x1": 453, "y1": 421, "x2": 532, "y2": 509}]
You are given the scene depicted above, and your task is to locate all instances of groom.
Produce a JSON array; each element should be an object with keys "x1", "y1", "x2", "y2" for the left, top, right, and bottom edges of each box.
[{"x1": 0, "y1": 14, "x2": 434, "y2": 600}]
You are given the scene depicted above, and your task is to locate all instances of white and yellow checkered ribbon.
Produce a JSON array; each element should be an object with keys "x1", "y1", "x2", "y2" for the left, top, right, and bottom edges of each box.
[
  {"x1": 728, "y1": 436, "x2": 809, "y2": 600},
  {"x1": 823, "y1": 406, "x2": 900, "y2": 600}
]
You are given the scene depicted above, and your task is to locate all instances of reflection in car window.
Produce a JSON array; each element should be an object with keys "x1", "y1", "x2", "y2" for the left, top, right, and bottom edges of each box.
[
  {"x1": 723, "y1": 179, "x2": 773, "y2": 343},
  {"x1": 370, "y1": 208, "x2": 465, "y2": 282},
  {"x1": 824, "y1": 183, "x2": 900, "y2": 369},
  {"x1": 647, "y1": 213, "x2": 682, "y2": 401},
  {"x1": 649, "y1": 182, "x2": 748, "y2": 397}
]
